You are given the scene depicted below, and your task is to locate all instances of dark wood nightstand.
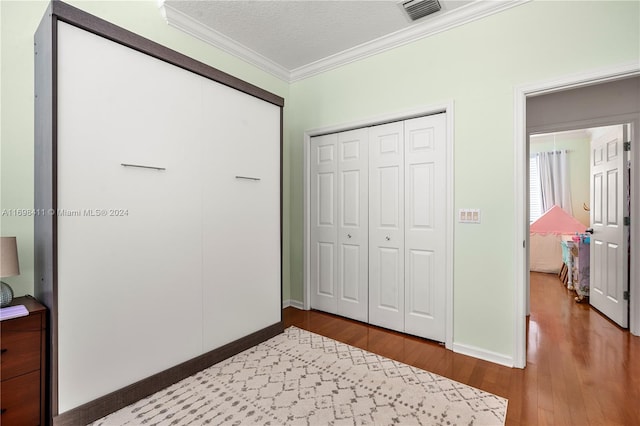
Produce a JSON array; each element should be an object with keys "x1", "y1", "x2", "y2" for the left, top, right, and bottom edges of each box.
[{"x1": 1, "y1": 296, "x2": 47, "y2": 425}]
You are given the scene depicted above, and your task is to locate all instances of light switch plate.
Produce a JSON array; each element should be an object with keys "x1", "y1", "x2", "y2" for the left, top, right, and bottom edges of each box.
[{"x1": 459, "y1": 208, "x2": 481, "y2": 223}]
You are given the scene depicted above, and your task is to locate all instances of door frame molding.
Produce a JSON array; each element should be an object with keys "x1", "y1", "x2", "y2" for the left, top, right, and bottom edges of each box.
[
  {"x1": 513, "y1": 62, "x2": 640, "y2": 368},
  {"x1": 303, "y1": 101, "x2": 455, "y2": 350}
]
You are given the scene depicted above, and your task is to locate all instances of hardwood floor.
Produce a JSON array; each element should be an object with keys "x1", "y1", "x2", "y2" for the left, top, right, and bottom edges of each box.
[{"x1": 284, "y1": 272, "x2": 640, "y2": 425}]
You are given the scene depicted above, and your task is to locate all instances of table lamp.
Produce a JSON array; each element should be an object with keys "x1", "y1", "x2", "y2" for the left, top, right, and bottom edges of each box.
[{"x1": 1, "y1": 237, "x2": 20, "y2": 307}]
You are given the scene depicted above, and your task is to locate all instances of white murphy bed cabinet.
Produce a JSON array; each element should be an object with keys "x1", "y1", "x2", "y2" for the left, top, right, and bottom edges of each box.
[
  {"x1": 309, "y1": 114, "x2": 447, "y2": 342},
  {"x1": 34, "y1": 3, "x2": 283, "y2": 424}
]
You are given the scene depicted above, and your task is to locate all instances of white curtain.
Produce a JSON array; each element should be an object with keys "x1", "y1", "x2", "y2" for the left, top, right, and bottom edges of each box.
[{"x1": 536, "y1": 150, "x2": 572, "y2": 215}]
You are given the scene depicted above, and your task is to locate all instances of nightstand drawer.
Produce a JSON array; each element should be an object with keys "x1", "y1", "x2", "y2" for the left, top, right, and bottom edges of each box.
[
  {"x1": 0, "y1": 297, "x2": 46, "y2": 425},
  {"x1": 0, "y1": 370, "x2": 41, "y2": 426},
  {"x1": 0, "y1": 324, "x2": 41, "y2": 381}
]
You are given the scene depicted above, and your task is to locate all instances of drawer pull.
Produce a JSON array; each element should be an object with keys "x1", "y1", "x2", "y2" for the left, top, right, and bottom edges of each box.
[
  {"x1": 235, "y1": 176, "x2": 261, "y2": 181},
  {"x1": 1, "y1": 408, "x2": 6, "y2": 415},
  {"x1": 0, "y1": 348, "x2": 6, "y2": 354}
]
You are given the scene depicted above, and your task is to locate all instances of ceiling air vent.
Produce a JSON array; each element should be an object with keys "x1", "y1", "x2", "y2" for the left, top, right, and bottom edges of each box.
[{"x1": 402, "y1": 0, "x2": 442, "y2": 21}]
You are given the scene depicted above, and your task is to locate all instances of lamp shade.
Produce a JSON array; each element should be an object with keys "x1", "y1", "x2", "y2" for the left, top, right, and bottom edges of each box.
[{"x1": 1, "y1": 237, "x2": 20, "y2": 278}]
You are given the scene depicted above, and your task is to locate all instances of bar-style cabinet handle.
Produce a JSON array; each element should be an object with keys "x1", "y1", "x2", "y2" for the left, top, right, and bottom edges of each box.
[
  {"x1": 121, "y1": 163, "x2": 166, "y2": 171},
  {"x1": 235, "y1": 176, "x2": 261, "y2": 181}
]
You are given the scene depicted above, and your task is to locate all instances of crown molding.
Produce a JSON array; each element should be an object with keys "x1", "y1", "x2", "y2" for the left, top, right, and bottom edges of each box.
[
  {"x1": 159, "y1": 0, "x2": 530, "y2": 84},
  {"x1": 159, "y1": 1, "x2": 291, "y2": 82},
  {"x1": 290, "y1": 0, "x2": 530, "y2": 82}
]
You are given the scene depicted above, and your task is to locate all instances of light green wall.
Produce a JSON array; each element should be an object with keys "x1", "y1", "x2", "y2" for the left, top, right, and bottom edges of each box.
[
  {"x1": 0, "y1": 1, "x2": 49, "y2": 298},
  {"x1": 530, "y1": 133, "x2": 591, "y2": 226},
  {"x1": 286, "y1": 0, "x2": 639, "y2": 357},
  {"x1": 2, "y1": 0, "x2": 638, "y2": 362},
  {"x1": 0, "y1": 1, "x2": 291, "y2": 299}
]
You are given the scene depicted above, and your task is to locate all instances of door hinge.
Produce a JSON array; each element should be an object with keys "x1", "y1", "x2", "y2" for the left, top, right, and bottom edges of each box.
[
  {"x1": 624, "y1": 217, "x2": 630, "y2": 226},
  {"x1": 623, "y1": 291, "x2": 630, "y2": 301},
  {"x1": 624, "y1": 141, "x2": 631, "y2": 151}
]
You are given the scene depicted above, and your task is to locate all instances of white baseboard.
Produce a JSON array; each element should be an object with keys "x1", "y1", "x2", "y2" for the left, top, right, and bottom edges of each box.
[
  {"x1": 282, "y1": 299, "x2": 305, "y2": 310},
  {"x1": 452, "y1": 342, "x2": 514, "y2": 368}
]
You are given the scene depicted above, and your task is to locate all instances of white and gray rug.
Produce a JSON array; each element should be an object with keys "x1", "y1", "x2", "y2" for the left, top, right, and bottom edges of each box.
[{"x1": 92, "y1": 327, "x2": 507, "y2": 425}]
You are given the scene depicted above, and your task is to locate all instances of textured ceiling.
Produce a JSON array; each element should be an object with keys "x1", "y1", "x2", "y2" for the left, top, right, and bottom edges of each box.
[{"x1": 163, "y1": 0, "x2": 475, "y2": 71}]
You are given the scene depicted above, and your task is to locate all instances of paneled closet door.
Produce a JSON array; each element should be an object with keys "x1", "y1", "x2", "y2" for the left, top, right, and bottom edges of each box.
[
  {"x1": 310, "y1": 134, "x2": 339, "y2": 314},
  {"x1": 368, "y1": 122, "x2": 405, "y2": 332},
  {"x1": 337, "y1": 129, "x2": 369, "y2": 322},
  {"x1": 404, "y1": 114, "x2": 447, "y2": 342}
]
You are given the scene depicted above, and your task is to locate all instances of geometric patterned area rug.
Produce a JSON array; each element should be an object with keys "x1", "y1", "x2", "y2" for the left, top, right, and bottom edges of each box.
[{"x1": 91, "y1": 326, "x2": 507, "y2": 425}]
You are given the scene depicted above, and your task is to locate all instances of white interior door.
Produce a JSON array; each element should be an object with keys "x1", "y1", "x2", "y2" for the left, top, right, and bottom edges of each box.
[
  {"x1": 590, "y1": 125, "x2": 629, "y2": 327},
  {"x1": 308, "y1": 114, "x2": 449, "y2": 339},
  {"x1": 369, "y1": 122, "x2": 405, "y2": 331},
  {"x1": 403, "y1": 114, "x2": 447, "y2": 341},
  {"x1": 337, "y1": 129, "x2": 369, "y2": 322},
  {"x1": 310, "y1": 134, "x2": 339, "y2": 314}
]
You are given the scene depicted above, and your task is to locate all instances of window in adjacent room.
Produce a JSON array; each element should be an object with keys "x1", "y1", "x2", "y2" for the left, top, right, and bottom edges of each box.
[{"x1": 529, "y1": 155, "x2": 543, "y2": 223}]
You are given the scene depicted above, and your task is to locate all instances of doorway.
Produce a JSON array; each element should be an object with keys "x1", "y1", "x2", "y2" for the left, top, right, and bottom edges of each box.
[
  {"x1": 528, "y1": 124, "x2": 631, "y2": 327},
  {"x1": 514, "y1": 70, "x2": 640, "y2": 368}
]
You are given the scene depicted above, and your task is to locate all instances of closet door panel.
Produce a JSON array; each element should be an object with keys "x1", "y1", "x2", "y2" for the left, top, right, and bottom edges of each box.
[
  {"x1": 407, "y1": 249, "x2": 435, "y2": 316},
  {"x1": 339, "y1": 244, "x2": 360, "y2": 300},
  {"x1": 310, "y1": 134, "x2": 339, "y2": 314},
  {"x1": 56, "y1": 22, "x2": 204, "y2": 412},
  {"x1": 405, "y1": 163, "x2": 435, "y2": 325},
  {"x1": 369, "y1": 122, "x2": 405, "y2": 331},
  {"x1": 404, "y1": 114, "x2": 447, "y2": 341},
  {"x1": 201, "y1": 82, "x2": 281, "y2": 351},
  {"x1": 377, "y1": 247, "x2": 402, "y2": 308},
  {"x1": 337, "y1": 129, "x2": 369, "y2": 321}
]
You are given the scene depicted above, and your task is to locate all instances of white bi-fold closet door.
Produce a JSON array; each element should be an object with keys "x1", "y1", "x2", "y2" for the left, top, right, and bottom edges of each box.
[
  {"x1": 310, "y1": 128, "x2": 369, "y2": 322},
  {"x1": 310, "y1": 114, "x2": 447, "y2": 342}
]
